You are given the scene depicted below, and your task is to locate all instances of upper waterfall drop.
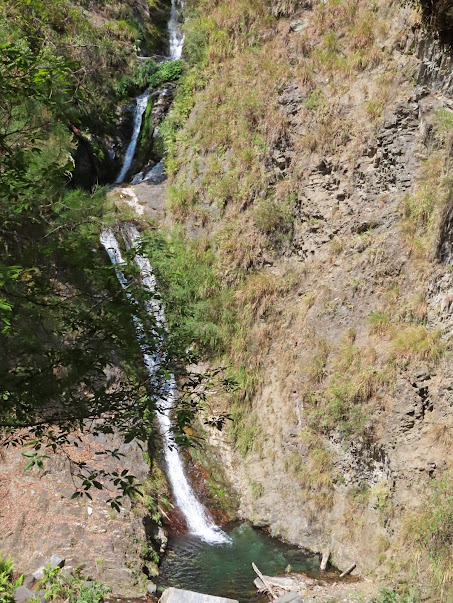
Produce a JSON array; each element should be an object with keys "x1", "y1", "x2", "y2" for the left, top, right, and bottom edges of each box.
[
  {"x1": 100, "y1": 226, "x2": 231, "y2": 545},
  {"x1": 168, "y1": 0, "x2": 185, "y2": 60},
  {"x1": 114, "y1": 89, "x2": 150, "y2": 185}
]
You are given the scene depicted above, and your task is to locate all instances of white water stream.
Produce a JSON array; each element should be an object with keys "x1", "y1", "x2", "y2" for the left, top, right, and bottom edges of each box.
[
  {"x1": 100, "y1": 227, "x2": 230, "y2": 544},
  {"x1": 169, "y1": 0, "x2": 185, "y2": 61},
  {"x1": 115, "y1": 0, "x2": 184, "y2": 186},
  {"x1": 115, "y1": 89, "x2": 150, "y2": 185},
  {"x1": 104, "y1": 0, "x2": 229, "y2": 545}
]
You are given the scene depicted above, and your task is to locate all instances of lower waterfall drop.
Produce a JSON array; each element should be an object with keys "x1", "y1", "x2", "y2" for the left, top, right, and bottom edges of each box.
[{"x1": 100, "y1": 226, "x2": 230, "y2": 545}]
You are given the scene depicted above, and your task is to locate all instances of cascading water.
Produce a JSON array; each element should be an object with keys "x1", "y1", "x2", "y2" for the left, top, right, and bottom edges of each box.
[
  {"x1": 168, "y1": 0, "x2": 185, "y2": 60},
  {"x1": 100, "y1": 226, "x2": 230, "y2": 544},
  {"x1": 117, "y1": 0, "x2": 183, "y2": 186},
  {"x1": 115, "y1": 89, "x2": 150, "y2": 185},
  {"x1": 105, "y1": 0, "x2": 229, "y2": 547}
]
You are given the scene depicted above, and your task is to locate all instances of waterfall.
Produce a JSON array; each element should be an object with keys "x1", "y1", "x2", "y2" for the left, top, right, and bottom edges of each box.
[
  {"x1": 115, "y1": 89, "x2": 150, "y2": 185},
  {"x1": 100, "y1": 226, "x2": 230, "y2": 545},
  {"x1": 116, "y1": 0, "x2": 183, "y2": 186},
  {"x1": 105, "y1": 0, "x2": 230, "y2": 546},
  {"x1": 168, "y1": 0, "x2": 185, "y2": 61}
]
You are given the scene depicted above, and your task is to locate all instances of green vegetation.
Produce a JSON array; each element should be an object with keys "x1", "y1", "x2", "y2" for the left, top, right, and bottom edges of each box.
[
  {"x1": 0, "y1": 552, "x2": 23, "y2": 603},
  {"x1": 154, "y1": 0, "x2": 407, "y2": 460},
  {"x1": 134, "y1": 226, "x2": 289, "y2": 458},
  {"x1": 405, "y1": 471, "x2": 453, "y2": 602},
  {"x1": 188, "y1": 444, "x2": 238, "y2": 517},
  {"x1": 1, "y1": 0, "x2": 169, "y2": 134},
  {"x1": 38, "y1": 564, "x2": 110, "y2": 602},
  {"x1": 369, "y1": 589, "x2": 401, "y2": 603},
  {"x1": 230, "y1": 407, "x2": 260, "y2": 456},
  {"x1": 142, "y1": 463, "x2": 172, "y2": 526},
  {"x1": 368, "y1": 311, "x2": 393, "y2": 336},
  {"x1": 402, "y1": 129, "x2": 453, "y2": 259},
  {"x1": 293, "y1": 429, "x2": 334, "y2": 509},
  {"x1": 117, "y1": 59, "x2": 186, "y2": 100},
  {"x1": 0, "y1": 0, "x2": 216, "y2": 504},
  {"x1": 302, "y1": 337, "x2": 383, "y2": 440},
  {"x1": 150, "y1": 59, "x2": 185, "y2": 88},
  {"x1": 390, "y1": 325, "x2": 446, "y2": 365},
  {"x1": 0, "y1": 558, "x2": 111, "y2": 603}
]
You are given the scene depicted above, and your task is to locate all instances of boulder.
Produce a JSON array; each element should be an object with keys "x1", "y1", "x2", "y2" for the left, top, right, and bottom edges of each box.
[
  {"x1": 275, "y1": 593, "x2": 304, "y2": 603},
  {"x1": 13, "y1": 586, "x2": 34, "y2": 603},
  {"x1": 32, "y1": 567, "x2": 45, "y2": 582},
  {"x1": 159, "y1": 587, "x2": 238, "y2": 603},
  {"x1": 49, "y1": 555, "x2": 65, "y2": 569}
]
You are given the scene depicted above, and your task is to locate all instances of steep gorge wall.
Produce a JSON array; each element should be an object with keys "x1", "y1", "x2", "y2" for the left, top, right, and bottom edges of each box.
[{"x1": 160, "y1": 0, "x2": 453, "y2": 598}]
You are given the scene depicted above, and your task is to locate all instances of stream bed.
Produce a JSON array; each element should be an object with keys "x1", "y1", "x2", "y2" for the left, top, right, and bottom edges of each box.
[{"x1": 157, "y1": 522, "x2": 320, "y2": 602}]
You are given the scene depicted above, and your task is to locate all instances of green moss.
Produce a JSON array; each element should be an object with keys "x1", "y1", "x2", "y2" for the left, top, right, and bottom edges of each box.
[
  {"x1": 188, "y1": 445, "x2": 238, "y2": 518},
  {"x1": 136, "y1": 95, "x2": 155, "y2": 164}
]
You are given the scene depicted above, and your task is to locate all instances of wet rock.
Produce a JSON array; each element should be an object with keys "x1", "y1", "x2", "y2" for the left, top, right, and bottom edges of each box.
[{"x1": 147, "y1": 581, "x2": 157, "y2": 594}]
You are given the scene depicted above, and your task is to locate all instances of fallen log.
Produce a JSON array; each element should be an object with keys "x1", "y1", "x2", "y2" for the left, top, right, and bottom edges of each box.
[
  {"x1": 252, "y1": 563, "x2": 278, "y2": 599},
  {"x1": 320, "y1": 548, "x2": 330, "y2": 571},
  {"x1": 254, "y1": 577, "x2": 267, "y2": 592},
  {"x1": 339, "y1": 563, "x2": 356, "y2": 578}
]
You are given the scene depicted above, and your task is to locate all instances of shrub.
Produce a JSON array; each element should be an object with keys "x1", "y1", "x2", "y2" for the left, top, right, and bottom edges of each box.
[
  {"x1": 369, "y1": 588, "x2": 401, "y2": 603},
  {"x1": 167, "y1": 182, "x2": 198, "y2": 219},
  {"x1": 230, "y1": 406, "x2": 260, "y2": 456},
  {"x1": 254, "y1": 197, "x2": 295, "y2": 244},
  {"x1": 0, "y1": 552, "x2": 23, "y2": 603},
  {"x1": 390, "y1": 326, "x2": 446, "y2": 365},
  {"x1": 368, "y1": 311, "x2": 392, "y2": 336},
  {"x1": 405, "y1": 471, "x2": 453, "y2": 601},
  {"x1": 149, "y1": 59, "x2": 185, "y2": 88},
  {"x1": 38, "y1": 563, "x2": 111, "y2": 602}
]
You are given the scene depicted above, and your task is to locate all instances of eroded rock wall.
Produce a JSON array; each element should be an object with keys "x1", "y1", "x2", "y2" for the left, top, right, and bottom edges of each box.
[{"x1": 161, "y1": 0, "x2": 453, "y2": 596}]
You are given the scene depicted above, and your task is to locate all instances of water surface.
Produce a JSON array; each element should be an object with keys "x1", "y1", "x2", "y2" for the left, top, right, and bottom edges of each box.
[{"x1": 158, "y1": 522, "x2": 320, "y2": 602}]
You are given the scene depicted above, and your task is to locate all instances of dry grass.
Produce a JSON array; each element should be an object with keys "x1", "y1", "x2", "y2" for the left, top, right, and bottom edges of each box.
[
  {"x1": 368, "y1": 311, "x2": 393, "y2": 337},
  {"x1": 215, "y1": 219, "x2": 267, "y2": 285},
  {"x1": 285, "y1": 428, "x2": 336, "y2": 509},
  {"x1": 428, "y1": 422, "x2": 452, "y2": 448},
  {"x1": 307, "y1": 338, "x2": 330, "y2": 384},
  {"x1": 234, "y1": 272, "x2": 287, "y2": 324},
  {"x1": 390, "y1": 325, "x2": 446, "y2": 365},
  {"x1": 402, "y1": 151, "x2": 451, "y2": 259},
  {"x1": 402, "y1": 471, "x2": 453, "y2": 602}
]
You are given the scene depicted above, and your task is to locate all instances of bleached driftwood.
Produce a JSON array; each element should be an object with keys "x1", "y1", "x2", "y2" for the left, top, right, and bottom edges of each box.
[
  {"x1": 320, "y1": 548, "x2": 330, "y2": 571},
  {"x1": 339, "y1": 563, "x2": 356, "y2": 578},
  {"x1": 252, "y1": 563, "x2": 278, "y2": 599}
]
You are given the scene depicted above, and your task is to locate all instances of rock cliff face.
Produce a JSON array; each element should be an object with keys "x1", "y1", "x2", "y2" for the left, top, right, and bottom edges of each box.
[
  {"x1": 157, "y1": 0, "x2": 453, "y2": 598},
  {"x1": 0, "y1": 431, "x2": 150, "y2": 595}
]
